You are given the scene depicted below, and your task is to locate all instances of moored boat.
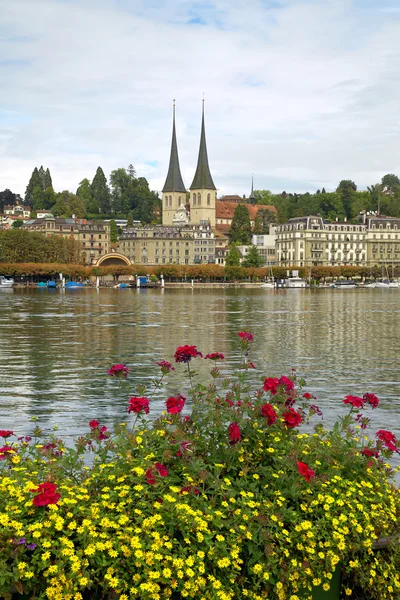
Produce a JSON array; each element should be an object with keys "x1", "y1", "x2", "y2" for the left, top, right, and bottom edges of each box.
[
  {"x1": 331, "y1": 280, "x2": 357, "y2": 289},
  {"x1": 0, "y1": 276, "x2": 14, "y2": 288}
]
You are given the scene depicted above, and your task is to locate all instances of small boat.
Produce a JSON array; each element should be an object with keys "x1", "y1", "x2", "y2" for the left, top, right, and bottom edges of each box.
[
  {"x1": 65, "y1": 281, "x2": 85, "y2": 288},
  {"x1": 37, "y1": 281, "x2": 47, "y2": 288},
  {"x1": 261, "y1": 281, "x2": 275, "y2": 289},
  {"x1": 363, "y1": 282, "x2": 376, "y2": 288},
  {"x1": 0, "y1": 276, "x2": 14, "y2": 288},
  {"x1": 286, "y1": 277, "x2": 308, "y2": 289},
  {"x1": 47, "y1": 281, "x2": 57, "y2": 288},
  {"x1": 331, "y1": 280, "x2": 357, "y2": 289},
  {"x1": 375, "y1": 280, "x2": 400, "y2": 288}
]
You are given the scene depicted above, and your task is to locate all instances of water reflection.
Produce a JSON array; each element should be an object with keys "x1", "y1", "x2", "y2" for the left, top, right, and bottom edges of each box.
[{"x1": 0, "y1": 288, "x2": 399, "y2": 439}]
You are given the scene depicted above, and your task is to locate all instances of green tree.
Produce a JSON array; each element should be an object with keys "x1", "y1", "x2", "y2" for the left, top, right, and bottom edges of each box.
[
  {"x1": 51, "y1": 191, "x2": 86, "y2": 218},
  {"x1": 381, "y1": 174, "x2": 400, "y2": 195},
  {"x1": 229, "y1": 204, "x2": 252, "y2": 244},
  {"x1": 25, "y1": 168, "x2": 42, "y2": 204},
  {"x1": 242, "y1": 245, "x2": 263, "y2": 267},
  {"x1": 336, "y1": 180, "x2": 357, "y2": 220},
  {"x1": 225, "y1": 243, "x2": 241, "y2": 266},
  {"x1": 0, "y1": 189, "x2": 23, "y2": 213},
  {"x1": 77, "y1": 179, "x2": 96, "y2": 214},
  {"x1": 110, "y1": 168, "x2": 133, "y2": 215},
  {"x1": 127, "y1": 212, "x2": 134, "y2": 228},
  {"x1": 91, "y1": 167, "x2": 111, "y2": 215},
  {"x1": 253, "y1": 215, "x2": 262, "y2": 234},
  {"x1": 256, "y1": 208, "x2": 276, "y2": 233},
  {"x1": 32, "y1": 185, "x2": 45, "y2": 211},
  {"x1": 44, "y1": 168, "x2": 53, "y2": 190},
  {"x1": 12, "y1": 219, "x2": 24, "y2": 228},
  {"x1": 109, "y1": 219, "x2": 118, "y2": 243}
]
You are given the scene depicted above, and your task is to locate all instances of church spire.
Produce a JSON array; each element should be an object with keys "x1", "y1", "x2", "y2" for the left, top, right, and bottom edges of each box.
[
  {"x1": 249, "y1": 174, "x2": 255, "y2": 204},
  {"x1": 190, "y1": 100, "x2": 216, "y2": 190},
  {"x1": 162, "y1": 100, "x2": 186, "y2": 193}
]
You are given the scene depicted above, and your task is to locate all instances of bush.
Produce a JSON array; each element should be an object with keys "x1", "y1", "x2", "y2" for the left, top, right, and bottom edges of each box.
[{"x1": 0, "y1": 337, "x2": 400, "y2": 599}]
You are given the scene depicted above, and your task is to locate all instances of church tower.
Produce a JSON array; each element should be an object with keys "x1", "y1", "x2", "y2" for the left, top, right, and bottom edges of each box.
[
  {"x1": 249, "y1": 175, "x2": 256, "y2": 204},
  {"x1": 162, "y1": 101, "x2": 187, "y2": 226},
  {"x1": 189, "y1": 101, "x2": 216, "y2": 227}
]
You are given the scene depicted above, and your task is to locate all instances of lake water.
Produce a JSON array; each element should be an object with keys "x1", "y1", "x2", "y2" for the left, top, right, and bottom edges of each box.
[{"x1": 1, "y1": 287, "x2": 400, "y2": 442}]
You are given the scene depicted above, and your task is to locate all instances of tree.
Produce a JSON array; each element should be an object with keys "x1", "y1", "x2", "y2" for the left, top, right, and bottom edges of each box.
[
  {"x1": 253, "y1": 190, "x2": 273, "y2": 205},
  {"x1": 229, "y1": 204, "x2": 252, "y2": 244},
  {"x1": 0, "y1": 189, "x2": 23, "y2": 213},
  {"x1": 25, "y1": 168, "x2": 42, "y2": 204},
  {"x1": 77, "y1": 179, "x2": 97, "y2": 214},
  {"x1": 110, "y1": 168, "x2": 133, "y2": 215},
  {"x1": 321, "y1": 187, "x2": 326, "y2": 194},
  {"x1": 253, "y1": 215, "x2": 263, "y2": 234},
  {"x1": 51, "y1": 191, "x2": 86, "y2": 218},
  {"x1": 225, "y1": 243, "x2": 241, "y2": 266},
  {"x1": 242, "y1": 245, "x2": 263, "y2": 268},
  {"x1": 44, "y1": 168, "x2": 53, "y2": 190},
  {"x1": 109, "y1": 219, "x2": 118, "y2": 243},
  {"x1": 12, "y1": 219, "x2": 24, "y2": 228},
  {"x1": 127, "y1": 212, "x2": 134, "y2": 228},
  {"x1": 381, "y1": 174, "x2": 400, "y2": 195},
  {"x1": 256, "y1": 208, "x2": 276, "y2": 233},
  {"x1": 336, "y1": 180, "x2": 357, "y2": 220},
  {"x1": 91, "y1": 167, "x2": 111, "y2": 215},
  {"x1": 32, "y1": 185, "x2": 45, "y2": 211}
]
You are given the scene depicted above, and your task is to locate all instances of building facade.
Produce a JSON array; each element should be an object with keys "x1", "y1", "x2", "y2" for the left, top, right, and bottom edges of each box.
[
  {"x1": 23, "y1": 216, "x2": 110, "y2": 264},
  {"x1": 276, "y1": 215, "x2": 400, "y2": 268}
]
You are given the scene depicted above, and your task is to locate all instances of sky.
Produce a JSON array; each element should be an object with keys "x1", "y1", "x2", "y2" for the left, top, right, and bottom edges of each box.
[{"x1": 1, "y1": 0, "x2": 400, "y2": 198}]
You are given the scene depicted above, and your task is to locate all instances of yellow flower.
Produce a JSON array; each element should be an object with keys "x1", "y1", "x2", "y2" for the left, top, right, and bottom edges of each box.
[{"x1": 345, "y1": 590, "x2": 352, "y2": 596}]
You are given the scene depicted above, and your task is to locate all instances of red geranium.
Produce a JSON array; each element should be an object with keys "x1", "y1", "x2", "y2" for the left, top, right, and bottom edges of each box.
[
  {"x1": 107, "y1": 363, "x2": 129, "y2": 378},
  {"x1": 88, "y1": 420, "x2": 100, "y2": 429},
  {"x1": 228, "y1": 422, "x2": 241, "y2": 444},
  {"x1": 297, "y1": 461, "x2": 315, "y2": 482},
  {"x1": 363, "y1": 393, "x2": 379, "y2": 409},
  {"x1": 128, "y1": 397, "x2": 150, "y2": 415},
  {"x1": 302, "y1": 392, "x2": 313, "y2": 400},
  {"x1": 145, "y1": 468, "x2": 156, "y2": 485},
  {"x1": 360, "y1": 447, "x2": 379, "y2": 458},
  {"x1": 283, "y1": 408, "x2": 302, "y2": 428},
  {"x1": 248, "y1": 362, "x2": 256, "y2": 369},
  {"x1": 238, "y1": 331, "x2": 253, "y2": 342},
  {"x1": 205, "y1": 352, "x2": 225, "y2": 360},
  {"x1": 180, "y1": 485, "x2": 200, "y2": 495},
  {"x1": 166, "y1": 394, "x2": 186, "y2": 414},
  {"x1": 278, "y1": 376, "x2": 295, "y2": 392},
  {"x1": 0, "y1": 430, "x2": 13, "y2": 438},
  {"x1": 0, "y1": 446, "x2": 15, "y2": 460},
  {"x1": 174, "y1": 345, "x2": 203, "y2": 363},
  {"x1": 376, "y1": 430, "x2": 398, "y2": 452},
  {"x1": 343, "y1": 395, "x2": 365, "y2": 409},
  {"x1": 32, "y1": 482, "x2": 60, "y2": 507},
  {"x1": 155, "y1": 360, "x2": 175, "y2": 373},
  {"x1": 154, "y1": 462, "x2": 168, "y2": 477},
  {"x1": 263, "y1": 377, "x2": 280, "y2": 395},
  {"x1": 261, "y1": 403, "x2": 277, "y2": 425}
]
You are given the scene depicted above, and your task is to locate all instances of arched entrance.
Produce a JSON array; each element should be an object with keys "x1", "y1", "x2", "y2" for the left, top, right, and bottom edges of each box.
[{"x1": 95, "y1": 252, "x2": 131, "y2": 267}]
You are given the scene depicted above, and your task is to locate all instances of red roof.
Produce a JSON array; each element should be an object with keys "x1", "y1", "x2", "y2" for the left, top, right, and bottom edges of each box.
[{"x1": 216, "y1": 201, "x2": 277, "y2": 221}]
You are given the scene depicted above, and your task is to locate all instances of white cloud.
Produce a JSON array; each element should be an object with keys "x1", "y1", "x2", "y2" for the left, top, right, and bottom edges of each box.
[{"x1": 1, "y1": 0, "x2": 400, "y2": 197}]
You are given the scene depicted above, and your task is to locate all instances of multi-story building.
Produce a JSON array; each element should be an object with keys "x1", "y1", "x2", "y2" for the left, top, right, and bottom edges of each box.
[
  {"x1": 3, "y1": 204, "x2": 31, "y2": 219},
  {"x1": 276, "y1": 215, "x2": 400, "y2": 268},
  {"x1": 119, "y1": 224, "x2": 215, "y2": 266},
  {"x1": 23, "y1": 216, "x2": 110, "y2": 264}
]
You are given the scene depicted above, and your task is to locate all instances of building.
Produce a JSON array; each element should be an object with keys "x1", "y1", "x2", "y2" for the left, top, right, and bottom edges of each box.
[
  {"x1": 215, "y1": 200, "x2": 277, "y2": 236},
  {"x1": 23, "y1": 216, "x2": 110, "y2": 264},
  {"x1": 3, "y1": 204, "x2": 31, "y2": 219},
  {"x1": 276, "y1": 215, "x2": 400, "y2": 268},
  {"x1": 119, "y1": 224, "x2": 215, "y2": 266}
]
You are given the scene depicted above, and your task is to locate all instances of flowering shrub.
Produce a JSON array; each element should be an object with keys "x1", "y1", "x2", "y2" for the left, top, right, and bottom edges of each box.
[{"x1": 0, "y1": 335, "x2": 400, "y2": 600}]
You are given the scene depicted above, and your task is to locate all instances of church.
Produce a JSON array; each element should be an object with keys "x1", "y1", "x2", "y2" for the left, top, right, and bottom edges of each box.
[{"x1": 118, "y1": 103, "x2": 218, "y2": 266}]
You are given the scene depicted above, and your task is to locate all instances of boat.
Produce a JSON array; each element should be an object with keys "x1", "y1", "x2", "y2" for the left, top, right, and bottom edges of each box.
[
  {"x1": 47, "y1": 281, "x2": 57, "y2": 288},
  {"x1": 286, "y1": 277, "x2": 308, "y2": 289},
  {"x1": 0, "y1": 276, "x2": 14, "y2": 288},
  {"x1": 363, "y1": 282, "x2": 376, "y2": 288},
  {"x1": 375, "y1": 280, "x2": 400, "y2": 288},
  {"x1": 261, "y1": 281, "x2": 275, "y2": 289},
  {"x1": 331, "y1": 280, "x2": 357, "y2": 289},
  {"x1": 65, "y1": 281, "x2": 85, "y2": 288}
]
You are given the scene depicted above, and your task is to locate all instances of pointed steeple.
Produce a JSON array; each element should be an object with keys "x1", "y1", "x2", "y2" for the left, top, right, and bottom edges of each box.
[
  {"x1": 249, "y1": 174, "x2": 255, "y2": 204},
  {"x1": 162, "y1": 101, "x2": 186, "y2": 193},
  {"x1": 190, "y1": 101, "x2": 216, "y2": 190}
]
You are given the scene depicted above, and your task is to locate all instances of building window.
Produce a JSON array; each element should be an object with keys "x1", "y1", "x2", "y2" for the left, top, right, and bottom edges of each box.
[
  {"x1": 198, "y1": 193, "x2": 201, "y2": 206},
  {"x1": 193, "y1": 193, "x2": 196, "y2": 205},
  {"x1": 207, "y1": 193, "x2": 211, "y2": 205}
]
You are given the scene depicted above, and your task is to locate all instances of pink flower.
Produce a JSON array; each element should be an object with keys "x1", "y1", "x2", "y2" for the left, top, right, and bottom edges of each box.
[
  {"x1": 228, "y1": 422, "x2": 241, "y2": 444},
  {"x1": 107, "y1": 364, "x2": 129, "y2": 378},
  {"x1": 261, "y1": 403, "x2": 277, "y2": 425},
  {"x1": 363, "y1": 393, "x2": 379, "y2": 409},
  {"x1": 154, "y1": 462, "x2": 168, "y2": 477},
  {"x1": 343, "y1": 395, "x2": 365, "y2": 409},
  {"x1": 155, "y1": 360, "x2": 175, "y2": 373},
  {"x1": 174, "y1": 345, "x2": 203, "y2": 363},
  {"x1": 376, "y1": 430, "x2": 398, "y2": 452},
  {"x1": 309, "y1": 404, "x2": 323, "y2": 417},
  {"x1": 297, "y1": 461, "x2": 315, "y2": 482},
  {"x1": 238, "y1": 331, "x2": 253, "y2": 342},
  {"x1": 283, "y1": 408, "x2": 302, "y2": 428},
  {"x1": 205, "y1": 352, "x2": 225, "y2": 360},
  {"x1": 128, "y1": 397, "x2": 150, "y2": 415},
  {"x1": 89, "y1": 420, "x2": 100, "y2": 429},
  {"x1": 166, "y1": 395, "x2": 186, "y2": 414}
]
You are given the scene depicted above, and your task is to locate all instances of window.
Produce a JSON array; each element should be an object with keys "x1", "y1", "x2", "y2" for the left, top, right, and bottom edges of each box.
[
  {"x1": 193, "y1": 193, "x2": 196, "y2": 205},
  {"x1": 169, "y1": 195, "x2": 172, "y2": 207},
  {"x1": 207, "y1": 193, "x2": 211, "y2": 206},
  {"x1": 198, "y1": 193, "x2": 201, "y2": 206}
]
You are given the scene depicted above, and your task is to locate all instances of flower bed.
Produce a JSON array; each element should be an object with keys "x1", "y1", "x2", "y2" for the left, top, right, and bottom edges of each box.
[{"x1": 1, "y1": 334, "x2": 400, "y2": 600}]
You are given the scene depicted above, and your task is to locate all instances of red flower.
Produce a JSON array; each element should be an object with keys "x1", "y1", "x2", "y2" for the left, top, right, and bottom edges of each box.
[
  {"x1": 302, "y1": 392, "x2": 313, "y2": 400},
  {"x1": 360, "y1": 447, "x2": 379, "y2": 458},
  {"x1": 263, "y1": 377, "x2": 280, "y2": 395},
  {"x1": 128, "y1": 397, "x2": 150, "y2": 415},
  {"x1": 107, "y1": 363, "x2": 129, "y2": 378},
  {"x1": 248, "y1": 362, "x2": 256, "y2": 369},
  {"x1": 309, "y1": 404, "x2": 323, "y2": 417},
  {"x1": 98, "y1": 426, "x2": 109, "y2": 441},
  {"x1": 154, "y1": 462, "x2": 168, "y2": 477},
  {"x1": 363, "y1": 393, "x2": 379, "y2": 409},
  {"x1": 261, "y1": 403, "x2": 277, "y2": 425},
  {"x1": 174, "y1": 345, "x2": 203, "y2": 363},
  {"x1": 166, "y1": 395, "x2": 186, "y2": 414},
  {"x1": 180, "y1": 485, "x2": 200, "y2": 495},
  {"x1": 155, "y1": 360, "x2": 175, "y2": 373},
  {"x1": 88, "y1": 420, "x2": 100, "y2": 429},
  {"x1": 238, "y1": 331, "x2": 253, "y2": 342},
  {"x1": 343, "y1": 395, "x2": 365, "y2": 409},
  {"x1": 297, "y1": 461, "x2": 315, "y2": 482},
  {"x1": 32, "y1": 482, "x2": 60, "y2": 507},
  {"x1": 228, "y1": 422, "x2": 241, "y2": 444},
  {"x1": 376, "y1": 430, "x2": 398, "y2": 451},
  {"x1": 283, "y1": 408, "x2": 302, "y2": 428},
  {"x1": 0, "y1": 430, "x2": 13, "y2": 438},
  {"x1": 278, "y1": 376, "x2": 295, "y2": 392},
  {"x1": 205, "y1": 352, "x2": 225, "y2": 360},
  {"x1": 0, "y1": 446, "x2": 15, "y2": 460},
  {"x1": 145, "y1": 468, "x2": 156, "y2": 485}
]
